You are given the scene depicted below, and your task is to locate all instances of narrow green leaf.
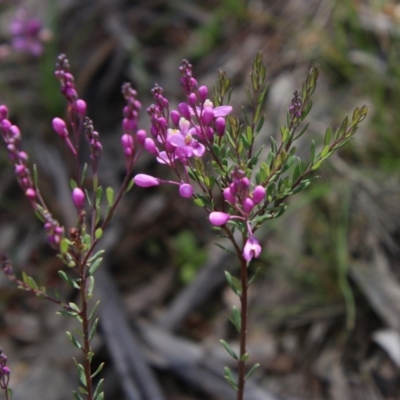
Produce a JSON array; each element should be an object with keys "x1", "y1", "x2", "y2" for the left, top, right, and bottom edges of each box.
[
  {"x1": 91, "y1": 364, "x2": 105, "y2": 380},
  {"x1": 77, "y1": 364, "x2": 87, "y2": 388},
  {"x1": 57, "y1": 309, "x2": 78, "y2": 318},
  {"x1": 93, "y1": 379, "x2": 104, "y2": 400},
  {"x1": 245, "y1": 363, "x2": 260, "y2": 380},
  {"x1": 89, "y1": 318, "x2": 99, "y2": 342},
  {"x1": 224, "y1": 271, "x2": 242, "y2": 297},
  {"x1": 95, "y1": 186, "x2": 103, "y2": 207},
  {"x1": 125, "y1": 178, "x2": 135, "y2": 193},
  {"x1": 88, "y1": 250, "x2": 105, "y2": 264},
  {"x1": 88, "y1": 257, "x2": 103, "y2": 276},
  {"x1": 33, "y1": 164, "x2": 39, "y2": 188},
  {"x1": 69, "y1": 302, "x2": 81, "y2": 313},
  {"x1": 229, "y1": 306, "x2": 241, "y2": 332},
  {"x1": 72, "y1": 391, "x2": 84, "y2": 400},
  {"x1": 88, "y1": 300, "x2": 101, "y2": 321},
  {"x1": 66, "y1": 331, "x2": 82, "y2": 350},
  {"x1": 87, "y1": 275, "x2": 95, "y2": 298},
  {"x1": 220, "y1": 339, "x2": 238, "y2": 360},
  {"x1": 224, "y1": 366, "x2": 238, "y2": 391},
  {"x1": 106, "y1": 187, "x2": 114, "y2": 207}
]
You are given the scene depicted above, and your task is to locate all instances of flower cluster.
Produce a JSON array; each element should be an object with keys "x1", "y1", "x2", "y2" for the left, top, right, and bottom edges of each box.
[
  {"x1": 0, "y1": 348, "x2": 10, "y2": 391},
  {"x1": 9, "y1": 7, "x2": 47, "y2": 56},
  {"x1": 0, "y1": 105, "x2": 65, "y2": 247},
  {"x1": 133, "y1": 60, "x2": 264, "y2": 261},
  {"x1": 120, "y1": 82, "x2": 145, "y2": 170}
]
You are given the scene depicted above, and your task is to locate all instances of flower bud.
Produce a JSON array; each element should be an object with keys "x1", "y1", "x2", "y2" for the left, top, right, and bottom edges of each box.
[
  {"x1": 198, "y1": 86, "x2": 208, "y2": 102},
  {"x1": 0, "y1": 105, "x2": 8, "y2": 120},
  {"x1": 188, "y1": 93, "x2": 197, "y2": 107},
  {"x1": 178, "y1": 102, "x2": 191, "y2": 120},
  {"x1": 52, "y1": 117, "x2": 68, "y2": 138},
  {"x1": 133, "y1": 174, "x2": 160, "y2": 187},
  {"x1": 201, "y1": 107, "x2": 214, "y2": 125},
  {"x1": 136, "y1": 129, "x2": 146, "y2": 145},
  {"x1": 223, "y1": 187, "x2": 236, "y2": 204},
  {"x1": 144, "y1": 138, "x2": 158, "y2": 155},
  {"x1": 72, "y1": 187, "x2": 85, "y2": 210},
  {"x1": 243, "y1": 197, "x2": 254, "y2": 213},
  {"x1": 179, "y1": 183, "x2": 193, "y2": 198},
  {"x1": 215, "y1": 117, "x2": 226, "y2": 136},
  {"x1": 252, "y1": 186, "x2": 266, "y2": 204},
  {"x1": 171, "y1": 110, "x2": 180, "y2": 127},
  {"x1": 25, "y1": 188, "x2": 36, "y2": 200},
  {"x1": 76, "y1": 99, "x2": 87, "y2": 116},
  {"x1": 209, "y1": 211, "x2": 230, "y2": 226}
]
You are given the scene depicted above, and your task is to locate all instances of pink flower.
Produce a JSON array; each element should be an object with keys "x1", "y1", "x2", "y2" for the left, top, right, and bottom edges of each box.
[
  {"x1": 166, "y1": 118, "x2": 205, "y2": 160},
  {"x1": 9, "y1": 8, "x2": 45, "y2": 56},
  {"x1": 243, "y1": 235, "x2": 262, "y2": 262},
  {"x1": 209, "y1": 211, "x2": 231, "y2": 226}
]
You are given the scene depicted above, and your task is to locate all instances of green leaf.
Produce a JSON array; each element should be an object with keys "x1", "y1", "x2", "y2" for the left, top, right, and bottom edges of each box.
[
  {"x1": 95, "y1": 186, "x2": 103, "y2": 207},
  {"x1": 87, "y1": 275, "x2": 95, "y2": 298},
  {"x1": 106, "y1": 187, "x2": 114, "y2": 207},
  {"x1": 229, "y1": 306, "x2": 241, "y2": 332},
  {"x1": 58, "y1": 270, "x2": 80, "y2": 289},
  {"x1": 77, "y1": 363, "x2": 87, "y2": 388},
  {"x1": 57, "y1": 309, "x2": 79, "y2": 318},
  {"x1": 80, "y1": 163, "x2": 88, "y2": 187},
  {"x1": 223, "y1": 366, "x2": 238, "y2": 391},
  {"x1": 33, "y1": 164, "x2": 39, "y2": 188},
  {"x1": 224, "y1": 271, "x2": 242, "y2": 297},
  {"x1": 66, "y1": 331, "x2": 82, "y2": 350},
  {"x1": 89, "y1": 318, "x2": 99, "y2": 342},
  {"x1": 91, "y1": 365, "x2": 105, "y2": 380},
  {"x1": 245, "y1": 363, "x2": 260, "y2": 380},
  {"x1": 93, "y1": 379, "x2": 105, "y2": 400},
  {"x1": 72, "y1": 391, "x2": 84, "y2": 400},
  {"x1": 125, "y1": 178, "x2": 135, "y2": 193},
  {"x1": 89, "y1": 300, "x2": 101, "y2": 321},
  {"x1": 220, "y1": 339, "x2": 238, "y2": 360},
  {"x1": 95, "y1": 228, "x2": 103, "y2": 240},
  {"x1": 60, "y1": 238, "x2": 69, "y2": 254},
  {"x1": 88, "y1": 257, "x2": 103, "y2": 276},
  {"x1": 22, "y1": 271, "x2": 38, "y2": 290},
  {"x1": 69, "y1": 302, "x2": 81, "y2": 313},
  {"x1": 70, "y1": 178, "x2": 78, "y2": 190}
]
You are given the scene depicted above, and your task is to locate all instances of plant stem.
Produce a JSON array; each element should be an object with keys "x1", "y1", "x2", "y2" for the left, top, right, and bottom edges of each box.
[
  {"x1": 80, "y1": 267, "x2": 93, "y2": 400},
  {"x1": 237, "y1": 256, "x2": 249, "y2": 400}
]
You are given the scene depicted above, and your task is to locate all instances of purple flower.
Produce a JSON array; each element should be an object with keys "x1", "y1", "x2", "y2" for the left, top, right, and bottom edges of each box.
[
  {"x1": 243, "y1": 235, "x2": 262, "y2": 262},
  {"x1": 166, "y1": 118, "x2": 205, "y2": 160},
  {"x1": 9, "y1": 8, "x2": 45, "y2": 56},
  {"x1": 209, "y1": 211, "x2": 231, "y2": 226}
]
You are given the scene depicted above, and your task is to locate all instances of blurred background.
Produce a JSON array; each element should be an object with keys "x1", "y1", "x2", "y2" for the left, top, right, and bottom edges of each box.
[{"x1": 0, "y1": 0, "x2": 400, "y2": 399}]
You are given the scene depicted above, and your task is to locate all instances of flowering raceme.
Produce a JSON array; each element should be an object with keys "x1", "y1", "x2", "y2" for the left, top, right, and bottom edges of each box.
[{"x1": 133, "y1": 59, "x2": 266, "y2": 262}]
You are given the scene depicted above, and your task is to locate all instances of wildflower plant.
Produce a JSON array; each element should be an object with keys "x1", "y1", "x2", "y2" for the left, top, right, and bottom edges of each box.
[
  {"x1": 0, "y1": 54, "x2": 142, "y2": 400},
  {"x1": 0, "y1": 50, "x2": 367, "y2": 400},
  {"x1": 133, "y1": 52, "x2": 367, "y2": 399}
]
